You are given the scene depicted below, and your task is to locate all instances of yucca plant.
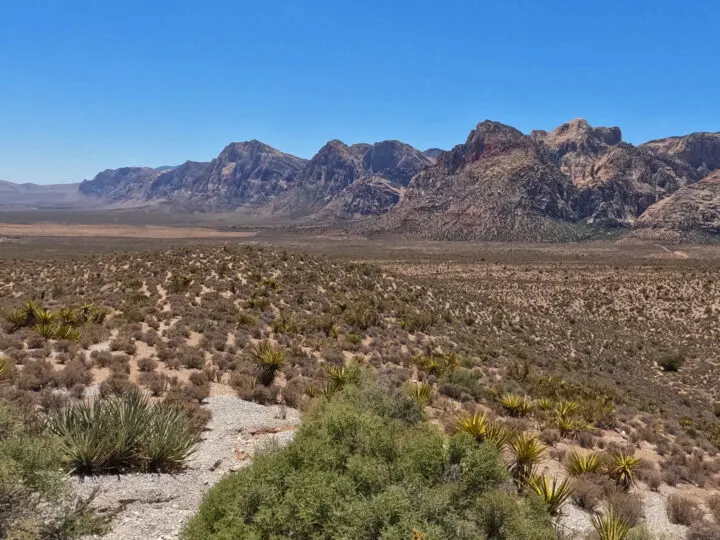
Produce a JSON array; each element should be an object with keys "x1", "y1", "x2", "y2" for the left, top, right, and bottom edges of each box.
[
  {"x1": 33, "y1": 308, "x2": 56, "y2": 326},
  {"x1": 555, "y1": 413, "x2": 585, "y2": 437},
  {"x1": 22, "y1": 299, "x2": 43, "y2": 323},
  {"x1": 54, "y1": 324, "x2": 81, "y2": 341},
  {"x1": 554, "y1": 400, "x2": 580, "y2": 418},
  {"x1": 414, "y1": 354, "x2": 442, "y2": 376},
  {"x1": 57, "y1": 307, "x2": 79, "y2": 326},
  {"x1": 508, "y1": 432, "x2": 545, "y2": 482},
  {"x1": 529, "y1": 475, "x2": 573, "y2": 516},
  {"x1": 484, "y1": 421, "x2": 513, "y2": 449},
  {"x1": 4, "y1": 308, "x2": 28, "y2": 329},
  {"x1": 323, "y1": 364, "x2": 350, "y2": 391},
  {"x1": 607, "y1": 451, "x2": 640, "y2": 491},
  {"x1": 535, "y1": 397, "x2": 554, "y2": 411},
  {"x1": 455, "y1": 412, "x2": 489, "y2": 441},
  {"x1": 404, "y1": 381, "x2": 433, "y2": 406},
  {"x1": 590, "y1": 508, "x2": 632, "y2": 540},
  {"x1": 250, "y1": 340, "x2": 287, "y2": 385},
  {"x1": 498, "y1": 394, "x2": 533, "y2": 417},
  {"x1": 271, "y1": 312, "x2": 301, "y2": 334},
  {"x1": 566, "y1": 451, "x2": 602, "y2": 476},
  {"x1": 305, "y1": 383, "x2": 333, "y2": 399},
  {"x1": 140, "y1": 403, "x2": 201, "y2": 472},
  {"x1": 35, "y1": 323, "x2": 57, "y2": 339},
  {"x1": 47, "y1": 392, "x2": 198, "y2": 474},
  {"x1": 455, "y1": 413, "x2": 512, "y2": 449}
]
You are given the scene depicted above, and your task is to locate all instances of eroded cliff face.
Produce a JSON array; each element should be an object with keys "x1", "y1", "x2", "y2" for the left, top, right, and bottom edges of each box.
[{"x1": 633, "y1": 171, "x2": 720, "y2": 240}]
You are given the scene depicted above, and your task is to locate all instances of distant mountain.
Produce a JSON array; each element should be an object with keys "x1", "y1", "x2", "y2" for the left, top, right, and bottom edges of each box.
[
  {"x1": 367, "y1": 118, "x2": 718, "y2": 240},
  {"x1": 0, "y1": 180, "x2": 88, "y2": 209},
  {"x1": 366, "y1": 121, "x2": 581, "y2": 241},
  {"x1": 8, "y1": 120, "x2": 720, "y2": 242},
  {"x1": 79, "y1": 167, "x2": 160, "y2": 201},
  {"x1": 422, "y1": 148, "x2": 444, "y2": 163}
]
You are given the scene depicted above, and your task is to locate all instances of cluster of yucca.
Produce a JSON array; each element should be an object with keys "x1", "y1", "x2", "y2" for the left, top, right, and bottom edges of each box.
[
  {"x1": 498, "y1": 393, "x2": 533, "y2": 417},
  {"x1": 4, "y1": 300, "x2": 103, "y2": 341},
  {"x1": 413, "y1": 351, "x2": 459, "y2": 377},
  {"x1": 305, "y1": 363, "x2": 356, "y2": 399},
  {"x1": 566, "y1": 450, "x2": 640, "y2": 490},
  {"x1": 46, "y1": 391, "x2": 200, "y2": 474},
  {"x1": 455, "y1": 412, "x2": 513, "y2": 448}
]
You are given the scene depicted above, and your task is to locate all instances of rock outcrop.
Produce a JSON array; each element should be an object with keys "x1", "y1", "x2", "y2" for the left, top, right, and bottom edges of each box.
[
  {"x1": 633, "y1": 172, "x2": 720, "y2": 240},
  {"x1": 276, "y1": 139, "x2": 431, "y2": 217},
  {"x1": 641, "y1": 133, "x2": 720, "y2": 176}
]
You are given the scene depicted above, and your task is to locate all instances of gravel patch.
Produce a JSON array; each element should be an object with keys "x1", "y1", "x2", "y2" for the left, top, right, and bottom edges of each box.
[
  {"x1": 556, "y1": 488, "x2": 690, "y2": 540},
  {"x1": 74, "y1": 395, "x2": 300, "y2": 540}
]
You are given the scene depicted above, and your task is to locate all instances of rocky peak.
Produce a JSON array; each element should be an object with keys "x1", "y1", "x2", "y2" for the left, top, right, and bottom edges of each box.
[
  {"x1": 361, "y1": 140, "x2": 432, "y2": 186},
  {"x1": 438, "y1": 120, "x2": 530, "y2": 171},
  {"x1": 537, "y1": 118, "x2": 622, "y2": 156}
]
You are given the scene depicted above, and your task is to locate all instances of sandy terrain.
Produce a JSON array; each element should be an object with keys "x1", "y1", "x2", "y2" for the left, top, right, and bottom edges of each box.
[{"x1": 0, "y1": 222, "x2": 256, "y2": 239}]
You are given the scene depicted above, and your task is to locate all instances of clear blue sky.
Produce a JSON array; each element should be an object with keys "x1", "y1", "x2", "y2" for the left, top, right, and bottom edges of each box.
[{"x1": 1, "y1": 0, "x2": 718, "y2": 184}]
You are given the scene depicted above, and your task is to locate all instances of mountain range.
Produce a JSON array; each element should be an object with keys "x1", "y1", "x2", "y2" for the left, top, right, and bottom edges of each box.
[{"x1": 2, "y1": 119, "x2": 720, "y2": 240}]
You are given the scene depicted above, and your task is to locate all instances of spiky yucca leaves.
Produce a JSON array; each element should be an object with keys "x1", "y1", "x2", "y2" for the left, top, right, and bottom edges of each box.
[
  {"x1": 535, "y1": 397, "x2": 554, "y2": 411},
  {"x1": 553, "y1": 400, "x2": 584, "y2": 437},
  {"x1": 455, "y1": 412, "x2": 489, "y2": 441},
  {"x1": 404, "y1": 381, "x2": 433, "y2": 406},
  {"x1": 0, "y1": 356, "x2": 11, "y2": 380},
  {"x1": 455, "y1": 413, "x2": 512, "y2": 448},
  {"x1": 508, "y1": 432, "x2": 545, "y2": 483},
  {"x1": 35, "y1": 323, "x2": 57, "y2": 339},
  {"x1": 607, "y1": 452, "x2": 640, "y2": 491},
  {"x1": 33, "y1": 308, "x2": 56, "y2": 326},
  {"x1": 590, "y1": 508, "x2": 632, "y2": 540},
  {"x1": 140, "y1": 403, "x2": 201, "y2": 472},
  {"x1": 271, "y1": 311, "x2": 301, "y2": 335},
  {"x1": 413, "y1": 352, "x2": 458, "y2": 377},
  {"x1": 250, "y1": 340, "x2": 287, "y2": 386},
  {"x1": 57, "y1": 307, "x2": 78, "y2": 326},
  {"x1": 566, "y1": 451, "x2": 602, "y2": 476},
  {"x1": 498, "y1": 394, "x2": 533, "y2": 417},
  {"x1": 323, "y1": 364, "x2": 349, "y2": 391},
  {"x1": 47, "y1": 392, "x2": 199, "y2": 474},
  {"x1": 4, "y1": 308, "x2": 28, "y2": 329},
  {"x1": 304, "y1": 384, "x2": 333, "y2": 399},
  {"x1": 54, "y1": 324, "x2": 81, "y2": 341},
  {"x1": 554, "y1": 400, "x2": 579, "y2": 418},
  {"x1": 529, "y1": 475, "x2": 573, "y2": 516}
]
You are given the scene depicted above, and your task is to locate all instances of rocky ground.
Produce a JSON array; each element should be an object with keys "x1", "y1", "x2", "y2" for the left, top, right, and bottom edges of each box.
[{"x1": 74, "y1": 394, "x2": 299, "y2": 540}]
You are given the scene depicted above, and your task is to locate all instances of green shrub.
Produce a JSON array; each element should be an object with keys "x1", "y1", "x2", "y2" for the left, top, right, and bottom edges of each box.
[
  {"x1": 183, "y1": 381, "x2": 553, "y2": 539},
  {"x1": 0, "y1": 400, "x2": 108, "y2": 538}
]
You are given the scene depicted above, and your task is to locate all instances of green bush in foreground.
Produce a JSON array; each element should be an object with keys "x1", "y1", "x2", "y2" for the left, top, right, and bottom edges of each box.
[
  {"x1": 0, "y1": 400, "x2": 108, "y2": 539},
  {"x1": 183, "y1": 378, "x2": 555, "y2": 540},
  {"x1": 47, "y1": 391, "x2": 200, "y2": 474}
]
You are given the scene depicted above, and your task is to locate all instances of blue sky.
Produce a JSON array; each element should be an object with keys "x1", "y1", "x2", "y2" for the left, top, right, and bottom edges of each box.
[{"x1": 1, "y1": 0, "x2": 718, "y2": 184}]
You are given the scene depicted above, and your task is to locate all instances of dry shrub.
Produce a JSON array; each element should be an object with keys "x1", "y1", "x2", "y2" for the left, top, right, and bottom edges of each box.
[
  {"x1": 606, "y1": 490, "x2": 644, "y2": 527},
  {"x1": 666, "y1": 494, "x2": 703, "y2": 526},
  {"x1": 137, "y1": 357, "x2": 158, "y2": 372},
  {"x1": 688, "y1": 523, "x2": 720, "y2": 540},
  {"x1": 571, "y1": 475, "x2": 605, "y2": 511},
  {"x1": 707, "y1": 494, "x2": 720, "y2": 523}
]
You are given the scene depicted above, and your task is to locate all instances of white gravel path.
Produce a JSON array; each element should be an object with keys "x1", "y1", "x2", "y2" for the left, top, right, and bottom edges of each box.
[{"x1": 74, "y1": 396, "x2": 300, "y2": 540}]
